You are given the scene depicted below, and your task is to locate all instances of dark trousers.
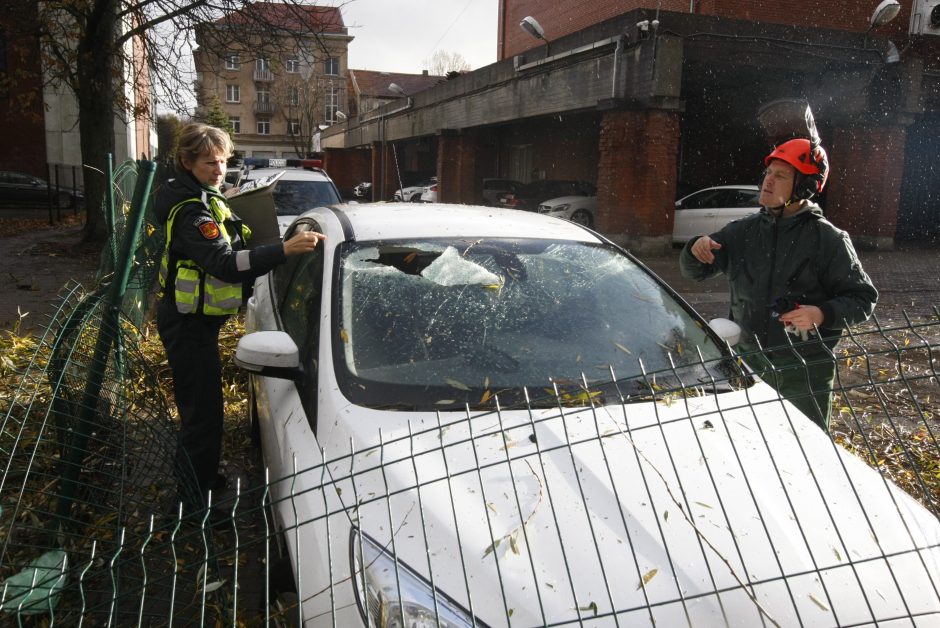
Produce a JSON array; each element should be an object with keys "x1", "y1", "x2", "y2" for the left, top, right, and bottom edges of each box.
[
  {"x1": 743, "y1": 348, "x2": 837, "y2": 431},
  {"x1": 157, "y1": 301, "x2": 228, "y2": 510}
]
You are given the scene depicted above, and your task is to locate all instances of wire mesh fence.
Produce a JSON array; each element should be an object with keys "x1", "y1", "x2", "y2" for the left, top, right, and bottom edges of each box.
[{"x1": 0, "y1": 159, "x2": 938, "y2": 626}]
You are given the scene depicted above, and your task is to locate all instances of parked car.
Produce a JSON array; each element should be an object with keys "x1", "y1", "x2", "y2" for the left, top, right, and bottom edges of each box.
[
  {"x1": 236, "y1": 202, "x2": 940, "y2": 626},
  {"x1": 420, "y1": 181, "x2": 438, "y2": 203},
  {"x1": 538, "y1": 194, "x2": 597, "y2": 227},
  {"x1": 242, "y1": 166, "x2": 342, "y2": 215},
  {"x1": 673, "y1": 184, "x2": 761, "y2": 243},
  {"x1": 0, "y1": 170, "x2": 83, "y2": 209},
  {"x1": 481, "y1": 178, "x2": 523, "y2": 206},
  {"x1": 353, "y1": 181, "x2": 372, "y2": 198},
  {"x1": 498, "y1": 179, "x2": 596, "y2": 212},
  {"x1": 393, "y1": 177, "x2": 436, "y2": 202}
]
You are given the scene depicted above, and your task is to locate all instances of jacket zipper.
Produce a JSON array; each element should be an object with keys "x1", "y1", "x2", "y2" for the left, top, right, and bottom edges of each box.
[{"x1": 762, "y1": 216, "x2": 779, "y2": 342}]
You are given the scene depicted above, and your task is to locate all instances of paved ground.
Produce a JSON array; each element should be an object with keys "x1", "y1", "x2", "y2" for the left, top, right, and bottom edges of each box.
[{"x1": 1, "y1": 215, "x2": 938, "y2": 333}]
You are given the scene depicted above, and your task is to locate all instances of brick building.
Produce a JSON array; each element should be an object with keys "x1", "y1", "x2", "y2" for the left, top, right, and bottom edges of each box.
[
  {"x1": 193, "y1": 4, "x2": 352, "y2": 160},
  {"x1": 0, "y1": 5, "x2": 155, "y2": 192},
  {"x1": 324, "y1": 0, "x2": 939, "y2": 250}
]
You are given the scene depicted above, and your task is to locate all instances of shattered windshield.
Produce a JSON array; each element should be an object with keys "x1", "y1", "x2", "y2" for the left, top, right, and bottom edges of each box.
[{"x1": 334, "y1": 238, "x2": 739, "y2": 409}]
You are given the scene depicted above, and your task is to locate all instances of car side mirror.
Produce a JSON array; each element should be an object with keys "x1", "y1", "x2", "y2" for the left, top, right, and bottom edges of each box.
[
  {"x1": 235, "y1": 331, "x2": 304, "y2": 381},
  {"x1": 708, "y1": 318, "x2": 741, "y2": 346}
]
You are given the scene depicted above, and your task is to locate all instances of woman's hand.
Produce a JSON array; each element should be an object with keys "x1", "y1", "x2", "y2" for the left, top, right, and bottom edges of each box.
[{"x1": 283, "y1": 230, "x2": 325, "y2": 256}]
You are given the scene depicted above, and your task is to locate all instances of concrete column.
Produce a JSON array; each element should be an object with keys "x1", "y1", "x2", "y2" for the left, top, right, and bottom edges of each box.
[
  {"x1": 596, "y1": 109, "x2": 681, "y2": 253},
  {"x1": 436, "y1": 130, "x2": 478, "y2": 204},
  {"x1": 825, "y1": 124, "x2": 907, "y2": 250}
]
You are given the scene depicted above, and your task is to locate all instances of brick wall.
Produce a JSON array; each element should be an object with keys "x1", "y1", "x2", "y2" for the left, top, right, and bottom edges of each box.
[
  {"x1": 323, "y1": 147, "x2": 371, "y2": 197},
  {"x1": 825, "y1": 124, "x2": 907, "y2": 246},
  {"x1": 501, "y1": 0, "x2": 912, "y2": 59},
  {"x1": 436, "y1": 133, "x2": 478, "y2": 203},
  {"x1": 596, "y1": 109, "x2": 681, "y2": 240},
  {"x1": 0, "y1": 9, "x2": 47, "y2": 177}
]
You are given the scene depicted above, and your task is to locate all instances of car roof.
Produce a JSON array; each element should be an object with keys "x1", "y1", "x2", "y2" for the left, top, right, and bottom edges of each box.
[
  {"x1": 325, "y1": 202, "x2": 601, "y2": 243},
  {"x1": 247, "y1": 167, "x2": 333, "y2": 182}
]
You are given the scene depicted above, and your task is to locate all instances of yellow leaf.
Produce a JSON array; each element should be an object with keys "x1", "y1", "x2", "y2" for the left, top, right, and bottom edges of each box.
[
  {"x1": 612, "y1": 341, "x2": 632, "y2": 355},
  {"x1": 809, "y1": 593, "x2": 830, "y2": 611},
  {"x1": 480, "y1": 390, "x2": 492, "y2": 404},
  {"x1": 339, "y1": 328, "x2": 349, "y2": 343},
  {"x1": 637, "y1": 568, "x2": 658, "y2": 589},
  {"x1": 445, "y1": 377, "x2": 470, "y2": 391}
]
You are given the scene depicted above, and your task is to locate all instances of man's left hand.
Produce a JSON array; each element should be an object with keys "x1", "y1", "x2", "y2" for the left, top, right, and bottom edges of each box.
[{"x1": 778, "y1": 305, "x2": 824, "y2": 331}]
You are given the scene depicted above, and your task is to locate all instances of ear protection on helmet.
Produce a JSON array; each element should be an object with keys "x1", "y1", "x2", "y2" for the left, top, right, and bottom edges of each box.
[{"x1": 764, "y1": 138, "x2": 829, "y2": 200}]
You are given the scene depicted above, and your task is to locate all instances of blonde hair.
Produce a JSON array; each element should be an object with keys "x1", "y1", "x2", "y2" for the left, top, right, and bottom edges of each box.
[{"x1": 175, "y1": 123, "x2": 234, "y2": 171}]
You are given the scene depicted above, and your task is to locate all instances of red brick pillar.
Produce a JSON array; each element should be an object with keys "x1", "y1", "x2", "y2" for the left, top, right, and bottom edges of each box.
[
  {"x1": 371, "y1": 140, "x2": 397, "y2": 201},
  {"x1": 824, "y1": 124, "x2": 906, "y2": 250},
  {"x1": 596, "y1": 109, "x2": 681, "y2": 253},
  {"x1": 436, "y1": 130, "x2": 478, "y2": 204}
]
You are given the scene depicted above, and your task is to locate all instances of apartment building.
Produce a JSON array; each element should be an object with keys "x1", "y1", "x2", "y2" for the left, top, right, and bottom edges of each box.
[{"x1": 193, "y1": 3, "x2": 353, "y2": 160}]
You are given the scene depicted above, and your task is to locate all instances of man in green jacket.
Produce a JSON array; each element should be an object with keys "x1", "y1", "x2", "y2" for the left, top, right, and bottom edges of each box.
[{"x1": 679, "y1": 138, "x2": 878, "y2": 430}]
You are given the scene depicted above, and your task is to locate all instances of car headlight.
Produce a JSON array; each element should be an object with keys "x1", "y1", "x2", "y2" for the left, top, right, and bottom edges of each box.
[
  {"x1": 351, "y1": 530, "x2": 477, "y2": 628},
  {"x1": 541, "y1": 203, "x2": 569, "y2": 214}
]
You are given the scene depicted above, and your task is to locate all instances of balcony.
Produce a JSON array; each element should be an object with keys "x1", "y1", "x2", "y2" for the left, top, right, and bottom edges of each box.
[
  {"x1": 254, "y1": 100, "x2": 275, "y2": 114},
  {"x1": 253, "y1": 68, "x2": 274, "y2": 82}
]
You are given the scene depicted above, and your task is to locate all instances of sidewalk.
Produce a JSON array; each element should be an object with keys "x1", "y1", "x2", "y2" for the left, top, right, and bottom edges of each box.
[
  {"x1": 0, "y1": 220, "x2": 99, "y2": 332},
  {"x1": 637, "y1": 244, "x2": 940, "y2": 325}
]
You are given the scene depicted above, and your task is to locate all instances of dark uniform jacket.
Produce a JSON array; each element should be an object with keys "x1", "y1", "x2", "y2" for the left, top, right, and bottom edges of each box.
[
  {"x1": 679, "y1": 202, "x2": 878, "y2": 354},
  {"x1": 154, "y1": 171, "x2": 286, "y2": 311}
]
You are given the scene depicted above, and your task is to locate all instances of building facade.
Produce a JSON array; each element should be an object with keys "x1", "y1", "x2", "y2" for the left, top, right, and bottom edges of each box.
[
  {"x1": 193, "y1": 4, "x2": 353, "y2": 160},
  {"x1": 324, "y1": 0, "x2": 939, "y2": 249}
]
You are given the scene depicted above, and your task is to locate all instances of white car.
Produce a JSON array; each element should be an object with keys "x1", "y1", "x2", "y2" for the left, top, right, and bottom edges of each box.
[
  {"x1": 237, "y1": 203, "x2": 940, "y2": 626},
  {"x1": 538, "y1": 195, "x2": 596, "y2": 227},
  {"x1": 420, "y1": 181, "x2": 438, "y2": 203},
  {"x1": 243, "y1": 166, "x2": 342, "y2": 215},
  {"x1": 393, "y1": 177, "x2": 436, "y2": 202},
  {"x1": 673, "y1": 184, "x2": 761, "y2": 243}
]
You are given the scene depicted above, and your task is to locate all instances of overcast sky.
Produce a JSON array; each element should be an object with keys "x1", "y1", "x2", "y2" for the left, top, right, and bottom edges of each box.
[{"x1": 339, "y1": 0, "x2": 498, "y2": 74}]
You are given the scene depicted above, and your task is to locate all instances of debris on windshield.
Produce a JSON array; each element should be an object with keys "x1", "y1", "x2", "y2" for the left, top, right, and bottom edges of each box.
[{"x1": 420, "y1": 246, "x2": 503, "y2": 288}]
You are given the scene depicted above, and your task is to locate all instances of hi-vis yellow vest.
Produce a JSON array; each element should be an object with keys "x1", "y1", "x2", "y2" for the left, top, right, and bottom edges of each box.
[{"x1": 159, "y1": 195, "x2": 251, "y2": 315}]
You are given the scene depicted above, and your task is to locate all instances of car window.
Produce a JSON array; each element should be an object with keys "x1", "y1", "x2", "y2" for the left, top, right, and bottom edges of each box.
[
  {"x1": 728, "y1": 189, "x2": 760, "y2": 207},
  {"x1": 275, "y1": 220, "x2": 326, "y2": 424},
  {"x1": 272, "y1": 180, "x2": 341, "y2": 215},
  {"x1": 334, "y1": 238, "x2": 741, "y2": 410},
  {"x1": 679, "y1": 189, "x2": 731, "y2": 210}
]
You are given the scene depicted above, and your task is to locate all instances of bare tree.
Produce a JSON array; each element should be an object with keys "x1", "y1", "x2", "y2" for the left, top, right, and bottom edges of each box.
[
  {"x1": 425, "y1": 50, "x2": 471, "y2": 76},
  {"x1": 9, "y1": 1, "x2": 344, "y2": 243}
]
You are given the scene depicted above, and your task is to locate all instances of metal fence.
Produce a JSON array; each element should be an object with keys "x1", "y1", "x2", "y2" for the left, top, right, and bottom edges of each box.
[{"x1": 0, "y1": 160, "x2": 937, "y2": 626}]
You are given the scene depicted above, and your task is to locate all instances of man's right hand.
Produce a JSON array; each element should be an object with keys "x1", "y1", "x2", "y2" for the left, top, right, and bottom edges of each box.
[{"x1": 690, "y1": 236, "x2": 722, "y2": 264}]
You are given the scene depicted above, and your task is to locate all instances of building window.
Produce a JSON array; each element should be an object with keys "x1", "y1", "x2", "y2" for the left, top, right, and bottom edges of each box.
[
  {"x1": 256, "y1": 57, "x2": 269, "y2": 73},
  {"x1": 285, "y1": 57, "x2": 300, "y2": 73},
  {"x1": 289, "y1": 119, "x2": 301, "y2": 135},
  {"x1": 325, "y1": 85, "x2": 339, "y2": 123},
  {"x1": 226, "y1": 84, "x2": 240, "y2": 103},
  {"x1": 231, "y1": 116, "x2": 240, "y2": 134},
  {"x1": 257, "y1": 119, "x2": 270, "y2": 134},
  {"x1": 288, "y1": 86, "x2": 300, "y2": 106},
  {"x1": 257, "y1": 88, "x2": 270, "y2": 104},
  {"x1": 225, "y1": 53, "x2": 239, "y2": 70},
  {"x1": 324, "y1": 57, "x2": 339, "y2": 76}
]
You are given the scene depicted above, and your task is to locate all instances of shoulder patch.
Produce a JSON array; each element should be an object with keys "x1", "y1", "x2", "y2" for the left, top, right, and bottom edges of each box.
[{"x1": 199, "y1": 221, "x2": 221, "y2": 240}]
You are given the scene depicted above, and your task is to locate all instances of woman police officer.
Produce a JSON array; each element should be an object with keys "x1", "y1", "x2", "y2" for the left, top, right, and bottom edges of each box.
[{"x1": 155, "y1": 123, "x2": 323, "y2": 514}]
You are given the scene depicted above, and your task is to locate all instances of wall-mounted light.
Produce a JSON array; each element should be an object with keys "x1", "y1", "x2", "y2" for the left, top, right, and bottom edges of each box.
[
  {"x1": 335, "y1": 111, "x2": 347, "y2": 120},
  {"x1": 869, "y1": 0, "x2": 901, "y2": 30},
  {"x1": 519, "y1": 16, "x2": 545, "y2": 41},
  {"x1": 388, "y1": 83, "x2": 408, "y2": 97}
]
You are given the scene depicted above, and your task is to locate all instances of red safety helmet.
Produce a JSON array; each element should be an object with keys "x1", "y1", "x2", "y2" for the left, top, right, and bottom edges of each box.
[{"x1": 764, "y1": 138, "x2": 829, "y2": 200}]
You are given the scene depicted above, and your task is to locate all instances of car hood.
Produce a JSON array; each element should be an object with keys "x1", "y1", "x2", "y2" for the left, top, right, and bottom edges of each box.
[{"x1": 312, "y1": 383, "x2": 940, "y2": 626}]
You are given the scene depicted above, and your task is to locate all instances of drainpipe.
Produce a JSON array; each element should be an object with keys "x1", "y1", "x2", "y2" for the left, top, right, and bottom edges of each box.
[{"x1": 611, "y1": 35, "x2": 623, "y2": 99}]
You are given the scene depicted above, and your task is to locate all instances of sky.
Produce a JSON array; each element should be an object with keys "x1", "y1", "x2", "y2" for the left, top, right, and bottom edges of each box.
[{"x1": 338, "y1": 0, "x2": 499, "y2": 74}]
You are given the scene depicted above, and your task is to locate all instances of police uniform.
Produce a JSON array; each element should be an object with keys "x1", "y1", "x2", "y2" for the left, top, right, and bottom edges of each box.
[{"x1": 154, "y1": 171, "x2": 287, "y2": 510}]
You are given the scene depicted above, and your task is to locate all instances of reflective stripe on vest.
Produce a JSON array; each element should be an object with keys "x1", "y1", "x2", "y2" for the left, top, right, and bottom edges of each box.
[{"x1": 159, "y1": 194, "x2": 249, "y2": 315}]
